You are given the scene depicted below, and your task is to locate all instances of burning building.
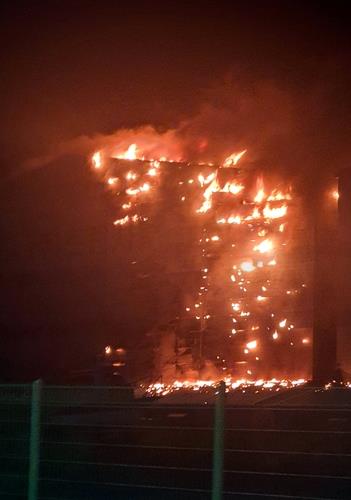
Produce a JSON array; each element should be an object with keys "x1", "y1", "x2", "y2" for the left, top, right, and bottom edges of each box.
[{"x1": 88, "y1": 142, "x2": 337, "y2": 391}]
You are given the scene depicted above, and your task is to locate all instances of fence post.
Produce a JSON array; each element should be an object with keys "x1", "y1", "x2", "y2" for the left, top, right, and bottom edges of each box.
[
  {"x1": 28, "y1": 379, "x2": 42, "y2": 500},
  {"x1": 211, "y1": 380, "x2": 226, "y2": 500}
]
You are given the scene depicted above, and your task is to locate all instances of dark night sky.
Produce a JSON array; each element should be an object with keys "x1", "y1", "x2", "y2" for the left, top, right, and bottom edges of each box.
[{"x1": 0, "y1": 1, "x2": 351, "y2": 382}]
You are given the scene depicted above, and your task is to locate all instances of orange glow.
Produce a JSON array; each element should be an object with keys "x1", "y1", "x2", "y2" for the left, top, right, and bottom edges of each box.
[
  {"x1": 241, "y1": 261, "x2": 255, "y2": 272},
  {"x1": 217, "y1": 215, "x2": 242, "y2": 225},
  {"x1": 147, "y1": 167, "x2": 158, "y2": 176},
  {"x1": 246, "y1": 340, "x2": 257, "y2": 350},
  {"x1": 198, "y1": 173, "x2": 216, "y2": 187},
  {"x1": 126, "y1": 171, "x2": 137, "y2": 181},
  {"x1": 197, "y1": 178, "x2": 244, "y2": 213},
  {"x1": 263, "y1": 204, "x2": 287, "y2": 219},
  {"x1": 117, "y1": 143, "x2": 138, "y2": 160},
  {"x1": 222, "y1": 149, "x2": 247, "y2": 167},
  {"x1": 267, "y1": 190, "x2": 291, "y2": 201},
  {"x1": 253, "y1": 238, "x2": 274, "y2": 253},
  {"x1": 145, "y1": 378, "x2": 307, "y2": 397},
  {"x1": 89, "y1": 146, "x2": 305, "y2": 386},
  {"x1": 254, "y1": 177, "x2": 266, "y2": 203},
  {"x1": 107, "y1": 177, "x2": 118, "y2": 186},
  {"x1": 332, "y1": 189, "x2": 339, "y2": 201},
  {"x1": 92, "y1": 151, "x2": 102, "y2": 169}
]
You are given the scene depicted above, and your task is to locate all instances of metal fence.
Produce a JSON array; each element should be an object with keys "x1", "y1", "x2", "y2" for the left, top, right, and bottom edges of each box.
[{"x1": 1, "y1": 382, "x2": 350, "y2": 500}]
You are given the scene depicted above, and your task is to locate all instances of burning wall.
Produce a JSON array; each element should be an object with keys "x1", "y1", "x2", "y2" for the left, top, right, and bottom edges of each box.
[{"x1": 90, "y1": 146, "x2": 315, "y2": 386}]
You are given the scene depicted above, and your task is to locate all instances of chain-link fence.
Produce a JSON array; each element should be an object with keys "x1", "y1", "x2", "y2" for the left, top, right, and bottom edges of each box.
[{"x1": 1, "y1": 382, "x2": 350, "y2": 500}]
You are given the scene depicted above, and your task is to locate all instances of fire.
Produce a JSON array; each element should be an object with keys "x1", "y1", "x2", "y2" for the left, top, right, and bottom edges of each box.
[
  {"x1": 217, "y1": 215, "x2": 242, "y2": 225},
  {"x1": 126, "y1": 171, "x2": 137, "y2": 180},
  {"x1": 89, "y1": 142, "x2": 311, "y2": 386},
  {"x1": 92, "y1": 151, "x2": 102, "y2": 169},
  {"x1": 263, "y1": 204, "x2": 288, "y2": 219},
  {"x1": 197, "y1": 178, "x2": 244, "y2": 213},
  {"x1": 241, "y1": 261, "x2": 255, "y2": 272},
  {"x1": 254, "y1": 177, "x2": 266, "y2": 203},
  {"x1": 117, "y1": 143, "x2": 138, "y2": 160},
  {"x1": 114, "y1": 214, "x2": 145, "y2": 225},
  {"x1": 222, "y1": 149, "x2": 247, "y2": 167},
  {"x1": 253, "y1": 238, "x2": 274, "y2": 253},
  {"x1": 267, "y1": 189, "x2": 291, "y2": 201},
  {"x1": 246, "y1": 340, "x2": 258, "y2": 350},
  {"x1": 198, "y1": 173, "x2": 216, "y2": 187},
  {"x1": 254, "y1": 189, "x2": 266, "y2": 203},
  {"x1": 332, "y1": 189, "x2": 339, "y2": 201},
  {"x1": 126, "y1": 183, "x2": 150, "y2": 196},
  {"x1": 144, "y1": 378, "x2": 307, "y2": 397},
  {"x1": 107, "y1": 177, "x2": 118, "y2": 186}
]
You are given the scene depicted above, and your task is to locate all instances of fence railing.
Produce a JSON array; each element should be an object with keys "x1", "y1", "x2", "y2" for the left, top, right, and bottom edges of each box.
[
  {"x1": 1, "y1": 382, "x2": 350, "y2": 500},
  {"x1": 0, "y1": 381, "x2": 226, "y2": 500}
]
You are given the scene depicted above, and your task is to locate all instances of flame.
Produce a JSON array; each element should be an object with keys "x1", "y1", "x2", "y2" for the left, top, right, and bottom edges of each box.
[
  {"x1": 117, "y1": 143, "x2": 138, "y2": 160},
  {"x1": 197, "y1": 178, "x2": 244, "y2": 213},
  {"x1": 254, "y1": 177, "x2": 266, "y2": 203},
  {"x1": 126, "y1": 183, "x2": 150, "y2": 196},
  {"x1": 332, "y1": 189, "x2": 339, "y2": 201},
  {"x1": 92, "y1": 151, "x2": 102, "y2": 169},
  {"x1": 198, "y1": 173, "x2": 216, "y2": 187},
  {"x1": 114, "y1": 214, "x2": 145, "y2": 225},
  {"x1": 254, "y1": 189, "x2": 265, "y2": 203},
  {"x1": 267, "y1": 190, "x2": 291, "y2": 201},
  {"x1": 263, "y1": 204, "x2": 288, "y2": 219},
  {"x1": 107, "y1": 177, "x2": 118, "y2": 186},
  {"x1": 144, "y1": 378, "x2": 307, "y2": 397},
  {"x1": 222, "y1": 149, "x2": 247, "y2": 167},
  {"x1": 240, "y1": 261, "x2": 255, "y2": 272},
  {"x1": 253, "y1": 238, "x2": 274, "y2": 253},
  {"x1": 217, "y1": 215, "x2": 242, "y2": 225},
  {"x1": 245, "y1": 207, "x2": 261, "y2": 221},
  {"x1": 246, "y1": 340, "x2": 257, "y2": 350},
  {"x1": 89, "y1": 145, "x2": 308, "y2": 385},
  {"x1": 126, "y1": 171, "x2": 137, "y2": 180}
]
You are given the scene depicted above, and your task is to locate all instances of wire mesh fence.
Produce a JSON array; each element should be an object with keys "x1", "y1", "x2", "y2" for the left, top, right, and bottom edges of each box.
[
  {"x1": 1, "y1": 382, "x2": 351, "y2": 500},
  {"x1": 39, "y1": 384, "x2": 219, "y2": 500},
  {"x1": 0, "y1": 384, "x2": 32, "y2": 499}
]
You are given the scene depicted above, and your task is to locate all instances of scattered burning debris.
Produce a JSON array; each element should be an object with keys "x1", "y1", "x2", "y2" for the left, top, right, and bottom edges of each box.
[
  {"x1": 89, "y1": 142, "x2": 339, "y2": 392},
  {"x1": 143, "y1": 377, "x2": 307, "y2": 397}
]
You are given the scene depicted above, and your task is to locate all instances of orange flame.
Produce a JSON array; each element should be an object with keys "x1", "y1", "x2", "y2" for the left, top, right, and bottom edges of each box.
[
  {"x1": 222, "y1": 149, "x2": 247, "y2": 167},
  {"x1": 92, "y1": 151, "x2": 102, "y2": 169}
]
